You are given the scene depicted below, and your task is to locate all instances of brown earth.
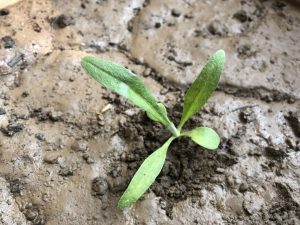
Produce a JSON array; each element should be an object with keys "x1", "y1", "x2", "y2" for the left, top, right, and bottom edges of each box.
[{"x1": 0, "y1": 0, "x2": 299, "y2": 224}]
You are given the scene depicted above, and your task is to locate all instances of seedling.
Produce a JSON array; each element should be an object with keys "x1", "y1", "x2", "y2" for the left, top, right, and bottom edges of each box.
[{"x1": 81, "y1": 50, "x2": 225, "y2": 208}]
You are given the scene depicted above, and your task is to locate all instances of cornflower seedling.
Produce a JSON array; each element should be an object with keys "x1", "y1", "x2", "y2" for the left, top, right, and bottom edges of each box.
[{"x1": 81, "y1": 50, "x2": 225, "y2": 208}]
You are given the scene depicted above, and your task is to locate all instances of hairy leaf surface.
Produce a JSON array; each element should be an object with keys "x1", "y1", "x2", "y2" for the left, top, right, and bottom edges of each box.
[
  {"x1": 178, "y1": 50, "x2": 225, "y2": 130},
  {"x1": 146, "y1": 103, "x2": 168, "y2": 122},
  {"x1": 118, "y1": 137, "x2": 175, "y2": 208},
  {"x1": 81, "y1": 56, "x2": 178, "y2": 136}
]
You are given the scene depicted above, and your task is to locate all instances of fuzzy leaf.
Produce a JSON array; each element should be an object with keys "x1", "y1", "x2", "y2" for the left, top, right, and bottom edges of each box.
[
  {"x1": 118, "y1": 137, "x2": 175, "y2": 208},
  {"x1": 81, "y1": 56, "x2": 179, "y2": 136},
  {"x1": 182, "y1": 127, "x2": 220, "y2": 150},
  {"x1": 178, "y1": 50, "x2": 225, "y2": 131},
  {"x1": 146, "y1": 103, "x2": 168, "y2": 122}
]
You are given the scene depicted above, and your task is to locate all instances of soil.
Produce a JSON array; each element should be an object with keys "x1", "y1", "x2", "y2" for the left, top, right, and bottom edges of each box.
[{"x1": 0, "y1": 0, "x2": 299, "y2": 224}]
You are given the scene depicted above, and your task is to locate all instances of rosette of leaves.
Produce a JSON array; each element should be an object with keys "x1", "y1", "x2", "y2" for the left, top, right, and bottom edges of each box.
[{"x1": 81, "y1": 50, "x2": 225, "y2": 208}]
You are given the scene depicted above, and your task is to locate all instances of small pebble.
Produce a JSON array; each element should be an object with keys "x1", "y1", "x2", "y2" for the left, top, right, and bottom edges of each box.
[
  {"x1": 243, "y1": 192, "x2": 264, "y2": 215},
  {"x1": 48, "y1": 110, "x2": 62, "y2": 121},
  {"x1": 35, "y1": 133, "x2": 46, "y2": 141},
  {"x1": 71, "y1": 141, "x2": 88, "y2": 152},
  {"x1": 239, "y1": 182, "x2": 249, "y2": 193},
  {"x1": 59, "y1": 167, "x2": 75, "y2": 177},
  {"x1": 0, "y1": 9, "x2": 9, "y2": 16},
  {"x1": 43, "y1": 153, "x2": 61, "y2": 164},
  {"x1": 1, "y1": 123, "x2": 24, "y2": 136},
  {"x1": 92, "y1": 177, "x2": 108, "y2": 196},
  {"x1": 233, "y1": 10, "x2": 249, "y2": 23},
  {"x1": 208, "y1": 20, "x2": 224, "y2": 36},
  {"x1": 0, "y1": 108, "x2": 6, "y2": 115},
  {"x1": 216, "y1": 168, "x2": 225, "y2": 173},
  {"x1": 239, "y1": 108, "x2": 256, "y2": 123},
  {"x1": 154, "y1": 22, "x2": 161, "y2": 29},
  {"x1": 83, "y1": 153, "x2": 95, "y2": 164},
  {"x1": 52, "y1": 14, "x2": 74, "y2": 28},
  {"x1": 32, "y1": 22, "x2": 42, "y2": 32},
  {"x1": 2, "y1": 36, "x2": 15, "y2": 48},
  {"x1": 24, "y1": 209, "x2": 37, "y2": 221},
  {"x1": 226, "y1": 175, "x2": 236, "y2": 187},
  {"x1": 171, "y1": 9, "x2": 181, "y2": 17},
  {"x1": 143, "y1": 68, "x2": 152, "y2": 77},
  {"x1": 22, "y1": 91, "x2": 29, "y2": 97},
  {"x1": 0, "y1": 65, "x2": 10, "y2": 75},
  {"x1": 7, "y1": 53, "x2": 24, "y2": 67}
]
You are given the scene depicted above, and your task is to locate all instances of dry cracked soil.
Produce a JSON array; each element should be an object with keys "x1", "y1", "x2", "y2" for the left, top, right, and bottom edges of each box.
[{"x1": 0, "y1": 0, "x2": 300, "y2": 224}]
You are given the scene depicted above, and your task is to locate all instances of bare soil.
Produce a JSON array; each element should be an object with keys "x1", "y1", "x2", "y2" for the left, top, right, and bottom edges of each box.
[{"x1": 0, "y1": 0, "x2": 299, "y2": 224}]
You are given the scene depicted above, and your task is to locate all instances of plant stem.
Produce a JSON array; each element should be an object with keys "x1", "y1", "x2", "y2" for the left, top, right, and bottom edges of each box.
[
  {"x1": 177, "y1": 122, "x2": 184, "y2": 133},
  {"x1": 168, "y1": 123, "x2": 180, "y2": 137}
]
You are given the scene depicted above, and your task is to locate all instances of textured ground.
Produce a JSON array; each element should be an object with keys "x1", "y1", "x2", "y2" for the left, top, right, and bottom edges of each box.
[{"x1": 0, "y1": 0, "x2": 299, "y2": 224}]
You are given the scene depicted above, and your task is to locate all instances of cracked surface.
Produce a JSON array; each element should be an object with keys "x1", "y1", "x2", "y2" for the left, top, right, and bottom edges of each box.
[{"x1": 0, "y1": 0, "x2": 299, "y2": 224}]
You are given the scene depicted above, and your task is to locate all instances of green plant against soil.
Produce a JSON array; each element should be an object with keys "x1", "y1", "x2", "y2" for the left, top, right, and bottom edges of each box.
[{"x1": 81, "y1": 50, "x2": 225, "y2": 208}]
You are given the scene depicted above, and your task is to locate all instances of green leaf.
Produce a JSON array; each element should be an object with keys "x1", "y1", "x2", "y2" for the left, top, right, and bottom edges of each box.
[
  {"x1": 178, "y1": 50, "x2": 225, "y2": 131},
  {"x1": 146, "y1": 103, "x2": 167, "y2": 122},
  {"x1": 181, "y1": 127, "x2": 220, "y2": 150},
  {"x1": 81, "y1": 56, "x2": 179, "y2": 137},
  {"x1": 118, "y1": 137, "x2": 175, "y2": 208}
]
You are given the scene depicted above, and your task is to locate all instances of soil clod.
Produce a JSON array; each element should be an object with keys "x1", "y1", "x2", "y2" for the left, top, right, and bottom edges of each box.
[
  {"x1": 92, "y1": 177, "x2": 109, "y2": 197},
  {"x1": 59, "y1": 167, "x2": 76, "y2": 177},
  {"x1": 1, "y1": 123, "x2": 24, "y2": 136},
  {"x1": 233, "y1": 10, "x2": 249, "y2": 23},
  {"x1": 51, "y1": 14, "x2": 74, "y2": 28}
]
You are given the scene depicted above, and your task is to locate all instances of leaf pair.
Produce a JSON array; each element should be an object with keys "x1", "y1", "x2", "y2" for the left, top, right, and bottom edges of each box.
[{"x1": 81, "y1": 50, "x2": 225, "y2": 209}]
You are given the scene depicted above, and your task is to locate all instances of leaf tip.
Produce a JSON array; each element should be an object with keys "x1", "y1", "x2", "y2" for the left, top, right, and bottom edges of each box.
[
  {"x1": 80, "y1": 56, "x2": 91, "y2": 70},
  {"x1": 81, "y1": 55, "x2": 92, "y2": 64},
  {"x1": 117, "y1": 197, "x2": 132, "y2": 209},
  {"x1": 208, "y1": 135, "x2": 221, "y2": 151},
  {"x1": 216, "y1": 49, "x2": 225, "y2": 56},
  {"x1": 182, "y1": 127, "x2": 221, "y2": 150},
  {"x1": 214, "y1": 49, "x2": 226, "y2": 63}
]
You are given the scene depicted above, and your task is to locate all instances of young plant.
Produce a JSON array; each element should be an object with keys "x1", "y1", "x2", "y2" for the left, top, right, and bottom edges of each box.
[{"x1": 81, "y1": 50, "x2": 225, "y2": 208}]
